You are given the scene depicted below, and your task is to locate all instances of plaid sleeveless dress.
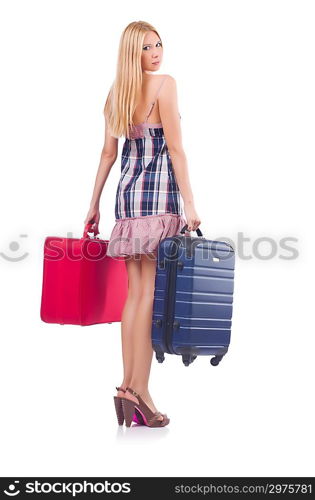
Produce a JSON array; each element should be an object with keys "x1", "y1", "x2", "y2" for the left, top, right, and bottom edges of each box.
[{"x1": 107, "y1": 76, "x2": 187, "y2": 258}]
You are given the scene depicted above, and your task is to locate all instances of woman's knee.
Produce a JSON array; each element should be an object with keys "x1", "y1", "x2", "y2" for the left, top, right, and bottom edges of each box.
[{"x1": 139, "y1": 287, "x2": 155, "y2": 303}]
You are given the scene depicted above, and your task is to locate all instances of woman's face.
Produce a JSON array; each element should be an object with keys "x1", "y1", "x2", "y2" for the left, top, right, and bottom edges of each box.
[{"x1": 141, "y1": 31, "x2": 163, "y2": 73}]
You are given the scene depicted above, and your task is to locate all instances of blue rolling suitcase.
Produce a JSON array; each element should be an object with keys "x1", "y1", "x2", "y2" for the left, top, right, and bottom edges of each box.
[{"x1": 151, "y1": 225, "x2": 235, "y2": 366}]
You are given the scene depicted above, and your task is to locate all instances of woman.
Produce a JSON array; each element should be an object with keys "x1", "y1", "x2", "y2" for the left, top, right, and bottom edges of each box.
[{"x1": 84, "y1": 21, "x2": 201, "y2": 427}]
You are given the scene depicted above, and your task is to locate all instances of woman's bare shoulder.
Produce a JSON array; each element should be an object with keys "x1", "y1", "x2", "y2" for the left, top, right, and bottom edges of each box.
[
  {"x1": 158, "y1": 74, "x2": 177, "y2": 98},
  {"x1": 157, "y1": 73, "x2": 176, "y2": 83},
  {"x1": 145, "y1": 73, "x2": 175, "y2": 85}
]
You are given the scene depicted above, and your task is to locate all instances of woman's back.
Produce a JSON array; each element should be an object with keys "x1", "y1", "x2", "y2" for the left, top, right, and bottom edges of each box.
[
  {"x1": 131, "y1": 73, "x2": 167, "y2": 126},
  {"x1": 128, "y1": 74, "x2": 181, "y2": 140}
]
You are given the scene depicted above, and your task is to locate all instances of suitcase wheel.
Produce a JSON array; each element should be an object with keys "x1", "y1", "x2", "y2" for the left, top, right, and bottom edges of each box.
[
  {"x1": 155, "y1": 352, "x2": 165, "y2": 363},
  {"x1": 210, "y1": 355, "x2": 223, "y2": 366},
  {"x1": 182, "y1": 355, "x2": 197, "y2": 366}
]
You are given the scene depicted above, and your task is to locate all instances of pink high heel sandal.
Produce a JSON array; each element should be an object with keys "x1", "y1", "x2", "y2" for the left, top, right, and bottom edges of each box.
[
  {"x1": 113, "y1": 386, "x2": 144, "y2": 426},
  {"x1": 121, "y1": 387, "x2": 170, "y2": 427}
]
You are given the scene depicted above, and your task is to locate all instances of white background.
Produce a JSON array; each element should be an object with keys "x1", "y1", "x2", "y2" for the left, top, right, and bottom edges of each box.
[{"x1": 0, "y1": 0, "x2": 314, "y2": 477}]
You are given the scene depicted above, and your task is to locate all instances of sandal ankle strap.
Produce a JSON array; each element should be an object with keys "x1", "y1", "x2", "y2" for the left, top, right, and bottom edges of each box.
[
  {"x1": 126, "y1": 386, "x2": 139, "y2": 398},
  {"x1": 116, "y1": 386, "x2": 126, "y2": 392}
]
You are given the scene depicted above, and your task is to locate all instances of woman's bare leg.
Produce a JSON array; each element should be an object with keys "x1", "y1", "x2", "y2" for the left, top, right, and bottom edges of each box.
[
  {"x1": 124, "y1": 252, "x2": 164, "y2": 421},
  {"x1": 116, "y1": 255, "x2": 142, "y2": 397}
]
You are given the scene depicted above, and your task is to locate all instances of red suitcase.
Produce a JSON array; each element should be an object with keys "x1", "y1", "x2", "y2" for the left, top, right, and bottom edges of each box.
[{"x1": 40, "y1": 223, "x2": 128, "y2": 326}]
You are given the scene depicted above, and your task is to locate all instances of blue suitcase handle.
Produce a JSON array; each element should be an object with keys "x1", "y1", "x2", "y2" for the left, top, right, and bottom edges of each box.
[{"x1": 180, "y1": 224, "x2": 203, "y2": 237}]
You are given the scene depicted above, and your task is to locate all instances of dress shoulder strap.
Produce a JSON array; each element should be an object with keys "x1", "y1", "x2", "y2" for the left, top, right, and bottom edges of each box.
[
  {"x1": 155, "y1": 74, "x2": 168, "y2": 101},
  {"x1": 145, "y1": 75, "x2": 168, "y2": 122}
]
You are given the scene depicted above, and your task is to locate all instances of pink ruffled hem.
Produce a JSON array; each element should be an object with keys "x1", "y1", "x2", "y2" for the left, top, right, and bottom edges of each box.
[{"x1": 106, "y1": 213, "x2": 188, "y2": 258}]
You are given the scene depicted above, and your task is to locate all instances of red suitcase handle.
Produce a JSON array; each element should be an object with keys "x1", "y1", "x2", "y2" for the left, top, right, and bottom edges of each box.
[{"x1": 83, "y1": 222, "x2": 100, "y2": 239}]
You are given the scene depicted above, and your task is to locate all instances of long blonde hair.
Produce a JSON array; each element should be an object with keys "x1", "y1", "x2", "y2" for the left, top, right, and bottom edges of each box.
[{"x1": 104, "y1": 21, "x2": 162, "y2": 139}]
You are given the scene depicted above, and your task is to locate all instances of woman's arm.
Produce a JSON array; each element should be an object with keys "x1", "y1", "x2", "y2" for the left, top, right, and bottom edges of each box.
[
  {"x1": 88, "y1": 113, "x2": 118, "y2": 209},
  {"x1": 158, "y1": 76, "x2": 201, "y2": 231},
  {"x1": 158, "y1": 75, "x2": 195, "y2": 205}
]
